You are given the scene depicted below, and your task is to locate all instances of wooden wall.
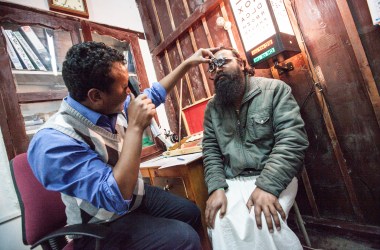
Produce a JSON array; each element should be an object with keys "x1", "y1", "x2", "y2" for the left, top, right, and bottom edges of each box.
[{"x1": 136, "y1": 0, "x2": 380, "y2": 238}]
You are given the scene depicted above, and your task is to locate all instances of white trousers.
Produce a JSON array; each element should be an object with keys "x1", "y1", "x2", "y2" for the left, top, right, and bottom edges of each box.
[{"x1": 209, "y1": 176, "x2": 302, "y2": 250}]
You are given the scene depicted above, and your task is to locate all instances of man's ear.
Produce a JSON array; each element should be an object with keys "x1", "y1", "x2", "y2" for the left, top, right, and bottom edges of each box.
[{"x1": 87, "y1": 88, "x2": 103, "y2": 106}]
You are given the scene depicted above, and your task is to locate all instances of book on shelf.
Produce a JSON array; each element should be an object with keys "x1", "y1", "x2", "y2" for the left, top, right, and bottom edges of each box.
[
  {"x1": 3, "y1": 29, "x2": 35, "y2": 70},
  {"x1": 19, "y1": 26, "x2": 52, "y2": 71},
  {"x1": 24, "y1": 118, "x2": 44, "y2": 127},
  {"x1": 1, "y1": 27, "x2": 24, "y2": 70},
  {"x1": 25, "y1": 124, "x2": 43, "y2": 132},
  {"x1": 13, "y1": 31, "x2": 47, "y2": 71}
]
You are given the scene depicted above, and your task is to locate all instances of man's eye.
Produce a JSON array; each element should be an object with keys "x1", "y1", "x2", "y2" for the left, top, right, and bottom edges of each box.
[
  {"x1": 215, "y1": 58, "x2": 226, "y2": 67},
  {"x1": 208, "y1": 63, "x2": 216, "y2": 72}
]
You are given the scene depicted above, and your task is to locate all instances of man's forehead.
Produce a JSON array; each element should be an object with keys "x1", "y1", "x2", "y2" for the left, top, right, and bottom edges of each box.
[{"x1": 214, "y1": 49, "x2": 234, "y2": 58}]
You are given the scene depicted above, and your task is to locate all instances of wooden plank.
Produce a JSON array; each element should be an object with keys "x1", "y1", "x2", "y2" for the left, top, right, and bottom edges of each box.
[
  {"x1": 169, "y1": 0, "x2": 187, "y2": 27},
  {"x1": 179, "y1": 33, "x2": 209, "y2": 100},
  {"x1": 300, "y1": 168, "x2": 320, "y2": 218},
  {"x1": 81, "y1": 21, "x2": 141, "y2": 42},
  {"x1": 335, "y1": 0, "x2": 380, "y2": 128},
  {"x1": 165, "y1": 0, "x2": 177, "y2": 31},
  {"x1": 152, "y1": 0, "x2": 181, "y2": 110},
  {"x1": 129, "y1": 36, "x2": 150, "y2": 90},
  {"x1": 153, "y1": 0, "x2": 173, "y2": 39},
  {"x1": 80, "y1": 20, "x2": 92, "y2": 41},
  {"x1": 17, "y1": 91, "x2": 67, "y2": 103},
  {"x1": 0, "y1": 92, "x2": 15, "y2": 160},
  {"x1": 165, "y1": 0, "x2": 195, "y2": 103},
  {"x1": 0, "y1": 2, "x2": 80, "y2": 30},
  {"x1": 189, "y1": 28, "x2": 211, "y2": 97},
  {"x1": 176, "y1": 39, "x2": 196, "y2": 103},
  {"x1": 205, "y1": 7, "x2": 231, "y2": 48},
  {"x1": 183, "y1": 0, "x2": 211, "y2": 97},
  {"x1": 202, "y1": 17, "x2": 215, "y2": 47},
  {"x1": 284, "y1": 0, "x2": 364, "y2": 222},
  {"x1": 192, "y1": 20, "x2": 215, "y2": 94},
  {"x1": 152, "y1": 0, "x2": 222, "y2": 56},
  {"x1": 347, "y1": 0, "x2": 380, "y2": 94},
  {"x1": 302, "y1": 215, "x2": 380, "y2": 237},
  {"x1": 164, "y1": 51, "x2": 180, "y2": 105},
  {"x1": 136, "y1": 1, "x2": 156, "y2": 50},
  {"x1": 0, "y1": 47, "x2": 28, "y2": 156},
  {"x1": 151, "y1": 0, "x2": 165, "y2": 41}
]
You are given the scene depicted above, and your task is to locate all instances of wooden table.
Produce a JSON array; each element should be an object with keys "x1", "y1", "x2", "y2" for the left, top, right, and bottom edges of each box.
[{"x1": 140, "y1": 154, "x2": 211, "y2": 250}]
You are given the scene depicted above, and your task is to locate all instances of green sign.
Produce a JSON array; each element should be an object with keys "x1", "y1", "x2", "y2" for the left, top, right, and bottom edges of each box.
[{"x1": 253, "y1": 47, "x2": 276, "y2": 63}]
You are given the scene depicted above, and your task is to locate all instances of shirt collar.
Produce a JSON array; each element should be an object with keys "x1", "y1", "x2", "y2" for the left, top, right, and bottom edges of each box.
[{"x1": 65, "y1": 95, "x2": 118, "y2": 132}]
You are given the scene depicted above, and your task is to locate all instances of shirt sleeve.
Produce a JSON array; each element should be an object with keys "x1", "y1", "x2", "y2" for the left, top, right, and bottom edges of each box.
[
  {"x1": 255, "y1": 81, "x2": 309, "y2": 197},
  {"x1": 124, "y1": 82, "x2": 167, "y2": 113},
  {"x1": 202, "y1": 101, "x2": 229, "y2": 195},
  {"x1": 27, "y1": 128, "x2": 131, "y2": 215}
]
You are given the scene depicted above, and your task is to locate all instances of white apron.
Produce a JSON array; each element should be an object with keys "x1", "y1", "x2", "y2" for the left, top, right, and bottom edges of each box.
[{"x1": 208, "y1": 176, "x2": 303, "y2": 250}]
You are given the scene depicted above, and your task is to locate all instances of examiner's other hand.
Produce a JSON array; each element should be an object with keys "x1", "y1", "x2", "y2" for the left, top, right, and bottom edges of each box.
[
  {"x1": 185, "y1": 47, "x2": 220, "y2": 67},
  {"x1": 127, "y1": 93, "x2": 156, "y2": 130},
  {"x1": 247, "y1": 187, "x2": 286, "y2": 233},
  {"x1": 205, "y1": 189, "x2": 227, "y2": 229}
]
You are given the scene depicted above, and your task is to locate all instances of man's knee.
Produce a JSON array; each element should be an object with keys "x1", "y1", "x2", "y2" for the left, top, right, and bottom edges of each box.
[
  {"x1": 168, "y1": 222, "x2": 201, "y2": 250},
  {"x1": 181, "y1": 201, "x2": 202, "y2": 229}
]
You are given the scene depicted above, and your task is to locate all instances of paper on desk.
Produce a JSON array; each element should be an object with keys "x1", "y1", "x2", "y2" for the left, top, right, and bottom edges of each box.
[
  {"x1": 140, "y1": 152, "x2": 202, "y2": 169},
  {"x1": 159, "y1": 152, "x2": 202, "y2": 169}
]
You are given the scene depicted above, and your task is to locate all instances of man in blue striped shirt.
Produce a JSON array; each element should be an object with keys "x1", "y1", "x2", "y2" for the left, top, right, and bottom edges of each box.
[{"x1": 28, "y1": 41, "x2": 215, "y2": 249}]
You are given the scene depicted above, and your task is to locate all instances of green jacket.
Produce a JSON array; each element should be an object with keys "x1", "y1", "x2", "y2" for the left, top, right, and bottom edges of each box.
[{"x1": 202, "y1": 77, "x2": 309, "y2": 197}]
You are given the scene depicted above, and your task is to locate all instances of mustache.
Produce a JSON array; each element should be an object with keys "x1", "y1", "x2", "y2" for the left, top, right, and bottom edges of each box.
[{"x1": 214, "y1": 72, "x2": 231, "y2": 83}]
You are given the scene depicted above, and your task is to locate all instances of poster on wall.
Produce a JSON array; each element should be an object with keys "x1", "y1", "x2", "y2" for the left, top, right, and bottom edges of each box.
[
  {"x1": 270, "y1": 0, "x2": 294, "y2": 35},
  {"x1": 367, "y1": 0, "x2": 380, "y2": 25},
  {"x1": 230, "y1": 0, "x2": 300, "y2": 68},
  {"x1": 230, "y1": 0, "x2": 276, "y2": 52}
]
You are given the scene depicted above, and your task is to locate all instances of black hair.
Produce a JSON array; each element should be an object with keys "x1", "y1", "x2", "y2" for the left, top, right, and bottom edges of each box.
[
  {"x1": 214, "y1": 46, "x2": 255, "y2": 76},
  {"x1": 62, "y1": 41, "x2": 125, "y2": 102}
]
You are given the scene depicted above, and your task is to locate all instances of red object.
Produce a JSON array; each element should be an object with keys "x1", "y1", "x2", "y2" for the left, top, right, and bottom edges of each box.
[{"x1": 182, "y1": 98, "x2": 211, "y2": 134}]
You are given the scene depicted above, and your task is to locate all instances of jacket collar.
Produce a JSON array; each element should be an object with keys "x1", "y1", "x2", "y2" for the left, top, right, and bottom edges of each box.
[{"x1": 241, "y1": 76, "x2": 261, "y2": 105}]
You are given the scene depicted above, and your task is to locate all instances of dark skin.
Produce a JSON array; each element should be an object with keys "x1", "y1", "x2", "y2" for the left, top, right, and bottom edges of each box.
[
  {"x1": 205, "y1": 49, "x2": 286, "y2": 233},
  {"x1": 83, "y1": 48, "x2": 218, "y2": 200}
]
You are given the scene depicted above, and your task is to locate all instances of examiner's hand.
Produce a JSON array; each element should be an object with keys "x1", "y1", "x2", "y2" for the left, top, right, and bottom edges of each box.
[
  {"x1": 185, "y1": 47, "x2": 220, "y2": 67},
  {"x1": 127, "y1": 93, "x2": 156, "y2": 130},
  {"x1": 205, "y1": 189, "x2": 227, "y2": 228},
  {"x1": 247, "y1": 187, "x2": 286, "y2": 233}
]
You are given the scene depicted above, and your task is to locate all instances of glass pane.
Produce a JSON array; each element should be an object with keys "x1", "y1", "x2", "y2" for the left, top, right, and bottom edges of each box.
[
  {"x1": 91, "y1": 32, "x2": 136, "y2": 74},
  {"x1": 0, "y1": 22, "x2": 72, "y2": 93},
  {"x1": 20, "y1": 100, "x2": 61, "y2": 140}
]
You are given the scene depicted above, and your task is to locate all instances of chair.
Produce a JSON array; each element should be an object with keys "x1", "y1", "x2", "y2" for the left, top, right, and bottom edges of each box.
[{"x1": 10, "y1": 153, "x2": 110, "y2": 250}]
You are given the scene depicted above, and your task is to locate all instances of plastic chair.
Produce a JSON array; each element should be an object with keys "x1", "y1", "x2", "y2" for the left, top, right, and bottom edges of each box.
[{"x1": 10, "y1": 153, "x2": 110, "y2": 250}]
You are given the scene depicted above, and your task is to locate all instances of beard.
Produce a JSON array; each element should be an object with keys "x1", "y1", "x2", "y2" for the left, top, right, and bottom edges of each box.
[{"x1": 214, "y1": 69, "x2": 245, "y2": 107}]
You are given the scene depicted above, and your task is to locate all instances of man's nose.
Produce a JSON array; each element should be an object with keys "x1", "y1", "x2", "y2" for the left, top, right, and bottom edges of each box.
[{"x1": 215, "y1": 66, "x2": 223, "y2": 73}]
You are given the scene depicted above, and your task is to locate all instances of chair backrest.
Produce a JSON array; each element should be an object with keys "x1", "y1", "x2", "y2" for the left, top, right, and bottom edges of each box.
[{"x1": 10, "y1": 153, "x2": 67, "y2": 246}]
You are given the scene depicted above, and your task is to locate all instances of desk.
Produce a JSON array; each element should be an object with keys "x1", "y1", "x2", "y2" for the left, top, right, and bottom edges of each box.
[{"x1": 140, "y1": 153, "x2": 211, "y2": 250}]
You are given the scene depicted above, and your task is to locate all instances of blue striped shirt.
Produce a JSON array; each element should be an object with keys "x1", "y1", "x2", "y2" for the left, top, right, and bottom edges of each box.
[{"x1": 27, "y1": 82, "x2": 166, "y2": 214}]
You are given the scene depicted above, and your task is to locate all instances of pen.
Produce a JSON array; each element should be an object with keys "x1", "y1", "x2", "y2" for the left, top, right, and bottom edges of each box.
[{"x1": 177, "y1": 157, "x2": 185, "y2": 161}]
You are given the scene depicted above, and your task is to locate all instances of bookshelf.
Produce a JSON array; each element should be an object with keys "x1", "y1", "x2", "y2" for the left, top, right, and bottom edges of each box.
[
  {"x1": 12, "y1": 70, "x2": 62, "y2": 75},
  {"x1": 0, "y1": 2, "x2": 161, "y2": 161},
  {"x1": 0, "y1": 2, "x2": 80, "y2": 159}
]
